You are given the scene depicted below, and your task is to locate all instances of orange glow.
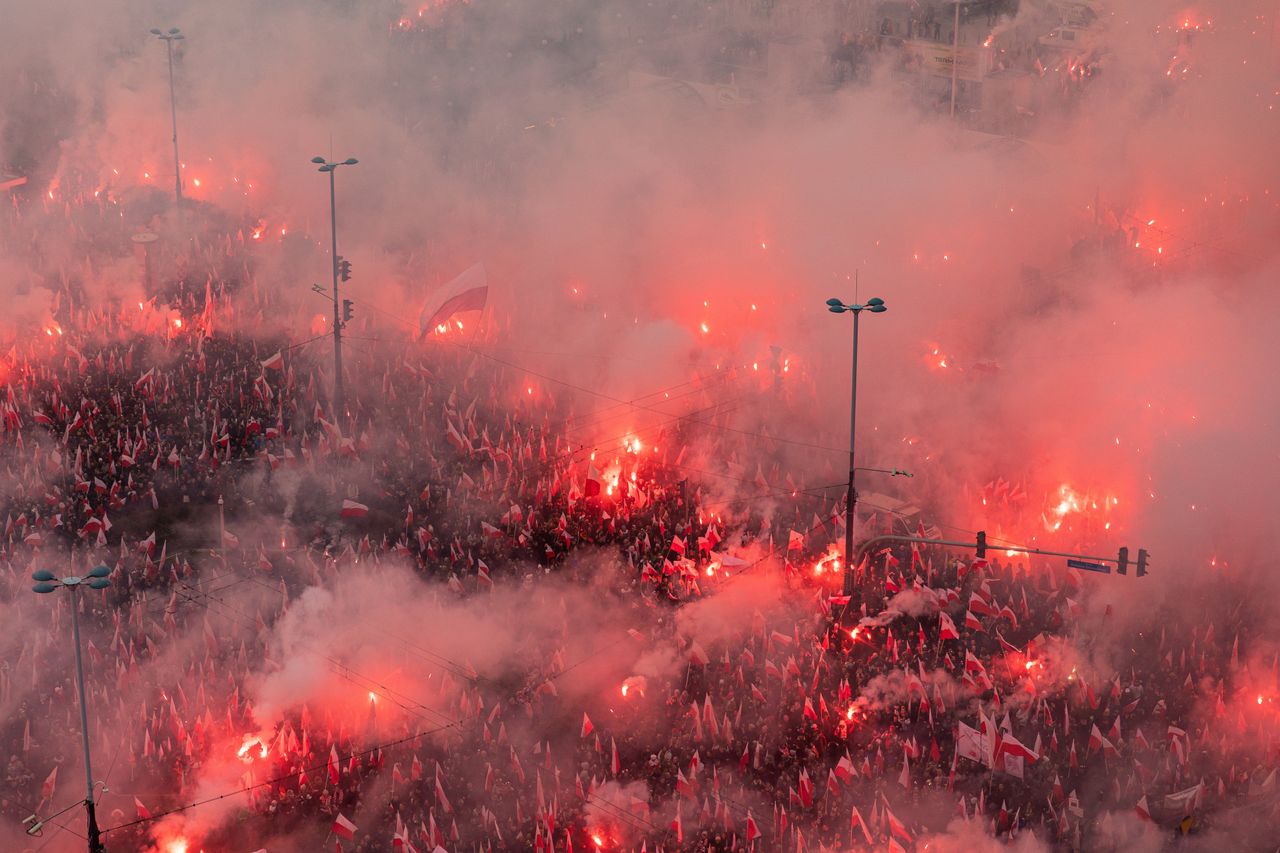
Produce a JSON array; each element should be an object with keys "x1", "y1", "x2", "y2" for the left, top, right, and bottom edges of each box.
[
  {"x1": 369, "y1": 691, "x2": 377, "y2": 703},
  {"x1": 700, "y1": 322, "x2": 709, "y2": 334},
  {"x1": 164, "y1": 839, "x2": 189, "y2": 853},
  {"x1": 237, "y1": 734, "x2": 268, "y2": 761},
  {"x1": 173, "y1": 318, "x2": 182, "y2": 329}
]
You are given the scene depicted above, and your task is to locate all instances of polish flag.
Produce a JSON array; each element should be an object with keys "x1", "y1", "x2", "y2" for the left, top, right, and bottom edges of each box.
[
  {"x1": 788, "y1": 529, "x2": 805, "y2": 550},
  {"x1": 885, "y1": 805, "x2": 912, "y2": 843},
  {"x1": 1134, "y1": 795, "x2": 1152, "y2": 822},
  {"x1": 260, "y1": 351, "x2": 284, "y2": 372},
  {"x1": 850, "y1": 805, "x2": 873, "y2": 844},
  {"x1": 328, "y1": 745, "x2": 341, "y2": 784},
  {"x1": 419, "y1": 263, "x2": 488, "y2": 335},
  {"x1": 580, "y1": 713, "x2": 594, "y2": 738},
  {"x1": 998, "y1": 733, "x2": 1039, "y2": 763},
  {"x1": 340, "y1": 499, "x2": 369, "y2": 518},
  {"x1": 332, "y1": 812, "x2": 358, "y2": 840},
  {"x1": 745, "y1": 811, "x2": 763, "y2": 840},
  {"x1": 688, "y1": 642, "x2": 710, "y2": 666},
  {"x1": 134, "y1": 797, "x2": 152, "y2": 819},
  {"x1": 938, "y1": 611, "x2": 960, "y2": 641},
  {"x1": 41, "y1": 766, "x2": 57, "y2": 801},
  {"x1": 585, "y1": 465, "x2": 602, "y2": 497}
]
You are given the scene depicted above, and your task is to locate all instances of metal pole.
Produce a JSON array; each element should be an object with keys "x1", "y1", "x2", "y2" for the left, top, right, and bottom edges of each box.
[
  {"x1": 328, "y1": 169, "x2": 345, "y2": 430},
  {"x1": 218, "y1": 495, "x2": 225, "y2": 556},
  {"x1": 166, "y1": 40, "x2": 182, "y2": 204},
  {"x1": 842, "y1": 310, "x2": 860, "y2": 596},
  {"x1": 950, "y1": 1, "x2": 961, "y2": 118},
  {"x1": 68, "y1": 588, "x2": 106, "y2": 853}
]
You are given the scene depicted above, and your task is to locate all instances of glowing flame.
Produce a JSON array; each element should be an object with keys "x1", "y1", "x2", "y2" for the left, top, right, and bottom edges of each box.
[
  {"x1": 164, "y1": 839, "x2": 189, "y2": 853},
  {"x1": 1046, "y1": 483, "x2": 1085, "y2": 532},
  {"x1": 173, "y1": 318, "x2": 183, "y2": 329},
  {"x1": 369, "y1": 691, "x2": 377, "y2": 703},
  {"x1": 620, "y1": 684, "x2": 628, "y2": 697},
  {"x1": 237, "y1": 734, "x2": 268, "y2": 761},
  {"x1": 700, "y1": 322, "x2": 709, "y2": 334}
]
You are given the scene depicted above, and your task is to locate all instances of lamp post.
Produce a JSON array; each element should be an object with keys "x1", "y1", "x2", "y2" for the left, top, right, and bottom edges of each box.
[
  {"x1": 150, "y1": 28, "x2": 185, "y2": 204},
  {"x1": 32, "y1": 565, "x2": 112, "y2": 853},
  {"x1": 825, "y1": 297, "x2": 886, "y2": 595},
  {"x1": 311, "y1": 156, "x2": 359, "y2": 431}
]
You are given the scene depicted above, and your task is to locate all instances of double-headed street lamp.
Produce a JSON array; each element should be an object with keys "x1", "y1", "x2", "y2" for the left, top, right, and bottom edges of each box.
[
  {"x1": 825, "y1": 296, "x2": 887, "y2": 595},
  {"x1": 32, "y1": 565, "x2": 112, "y2": 853},
  {"x1": 311, "y1": 156, "x2": 358, "y2": 431},
  {"x1": 150, "y1": 28, "x2": 185, "y2": 204}
]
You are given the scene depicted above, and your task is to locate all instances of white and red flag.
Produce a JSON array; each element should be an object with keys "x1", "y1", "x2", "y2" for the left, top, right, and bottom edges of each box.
[
  {"x1": 340, "y1": 499, "x2": 369, "y2": 518},
  {"x1": 419, "y1": 263, "x2": 488, "y2": 335},
  {"x1": 332, "y1": 812, "x2": 358, "y2": 840}
]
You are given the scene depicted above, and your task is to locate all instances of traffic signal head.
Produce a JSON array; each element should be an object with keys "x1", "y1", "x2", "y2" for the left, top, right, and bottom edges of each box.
[
  {"x1": 1117, "y1": 546, "x2": 1129, "y2": 575},
  {"x1": 342, "y1": 299, "x2": 354, "y2": 322},
  {"x1": 1136, "y1": 548, "x2": 1149, "y2": 577},
  {"x1": 338, "y1": 259, "x2": 352, "y2": 281},
  {"x1": 975, "y1": 530, "x2": 987, "y2": 559}
]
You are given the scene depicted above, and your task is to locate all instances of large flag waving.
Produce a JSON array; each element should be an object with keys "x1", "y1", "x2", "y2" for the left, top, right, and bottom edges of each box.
[{"x1": 419, "y1": 263, "x2": 488, "y2": 335}]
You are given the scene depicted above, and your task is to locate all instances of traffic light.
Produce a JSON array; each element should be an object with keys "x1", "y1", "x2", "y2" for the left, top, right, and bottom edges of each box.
[
  {"x1": 338, "y1": 258, "x2": 352, "y2": 281},
  {"x1": 342, "y1": 299, "x2": 354, "y2": 322},
  {"x1": 975, "y1": 530, "x2": 987, "y2": 559},
  {"x1": 1116, "y1": 546, "x2": 1129, "y2": 575},
  {"x1": 1136, "y1": 548, "x2": 1149, "y2": 577}
]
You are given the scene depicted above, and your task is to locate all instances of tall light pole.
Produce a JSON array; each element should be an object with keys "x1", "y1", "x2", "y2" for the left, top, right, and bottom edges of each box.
[
  {"x1": 825, "y1": 297, "x2": 886, "y2": 595},
  {"x1": 950, "y1": 2, "x2": 961, "y2": 118},
  {"x1": 150, "y1": 28, "x2": 185, "y2": 204},
  {"x1": 31, "y1": 565, "x2": 112, "y2": 853},
  {"x1": 311, "y1": 156, "x2": 358, "y2": 430}
]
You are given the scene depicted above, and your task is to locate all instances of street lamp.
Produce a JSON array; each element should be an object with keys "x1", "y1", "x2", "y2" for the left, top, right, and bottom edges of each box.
[
  {"x1": 311, "y1": 155, "x2": 359, "y2": 430},
  {"x1": 150, "y1": 27, "x2": 186, "y2": 204},
  {"x1": 32, "y1": 565, "x2": 112, "y2": 853},
  {"x1": 825, "y1": 296, "x2": 886, "y2": 595}
]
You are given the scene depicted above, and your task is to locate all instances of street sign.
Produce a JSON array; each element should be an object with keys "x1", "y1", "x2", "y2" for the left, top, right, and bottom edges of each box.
[{"x1": 1067, "y1": 559, "x2": 1110, "y2": 574}]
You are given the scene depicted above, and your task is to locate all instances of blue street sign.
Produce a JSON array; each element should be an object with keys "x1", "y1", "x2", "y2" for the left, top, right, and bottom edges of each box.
[{"x1": 1066, "y1": 559, "x2": 1111, "y2": 574}]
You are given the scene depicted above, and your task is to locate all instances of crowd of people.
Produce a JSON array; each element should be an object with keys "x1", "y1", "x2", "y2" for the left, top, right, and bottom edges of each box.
[{"x1": 0, "y1": 205, "x2": 1275, "y2": 853}]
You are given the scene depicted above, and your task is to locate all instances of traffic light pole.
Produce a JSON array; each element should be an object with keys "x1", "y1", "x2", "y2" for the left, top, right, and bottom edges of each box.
[
  {"x1": 326, "y1": 168, "x2": 345, "y2": 432},
  {"x1": 843, "y1": 532, "x2": 1149, "y2": 591}
]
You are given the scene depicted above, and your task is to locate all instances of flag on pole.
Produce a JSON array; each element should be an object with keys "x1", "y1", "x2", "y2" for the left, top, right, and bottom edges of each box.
[
  {"x1": 332, "y1": 812, "x2": 358, "y2": 840},
  {"x1": 340, "y1": 499, "x2": 369, "y2": 518},
  {"x1": 419, "y1": 263, "x2": 488, "y2": 335}
]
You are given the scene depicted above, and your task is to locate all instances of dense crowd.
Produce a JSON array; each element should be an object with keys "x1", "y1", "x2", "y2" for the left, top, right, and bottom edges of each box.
[{"x1": 0, "y1": 240, "x2": 1276, "y2": 853}]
